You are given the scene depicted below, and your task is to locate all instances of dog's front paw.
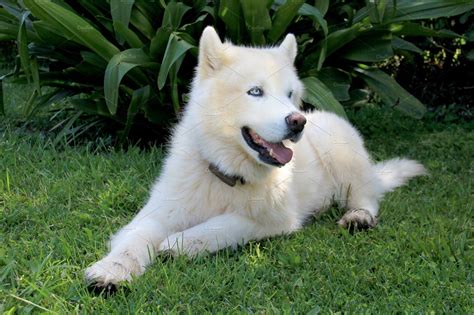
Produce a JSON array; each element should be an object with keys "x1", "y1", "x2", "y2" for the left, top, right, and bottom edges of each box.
[
  {"x1": 338, "y1": 208, "x2": 377, "y2": 231},
  {"x1": 85, "y1": 256, "x2": 139, "y2": 293}
]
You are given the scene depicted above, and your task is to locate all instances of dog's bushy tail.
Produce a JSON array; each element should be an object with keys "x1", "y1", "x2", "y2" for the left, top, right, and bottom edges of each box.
[{"x1": 374, "y1": 158, "x2": 427, "y2": 193}]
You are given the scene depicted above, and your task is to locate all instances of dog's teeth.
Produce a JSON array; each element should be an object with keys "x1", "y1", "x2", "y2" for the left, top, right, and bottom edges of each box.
[{"x1": 269, "y1": 149, "x2": 274, "y2": 156}]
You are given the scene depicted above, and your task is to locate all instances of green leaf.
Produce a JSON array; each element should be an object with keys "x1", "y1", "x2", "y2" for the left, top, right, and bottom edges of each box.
[
  {"x1": 24, "y1": 0, "x2": 120, "y2": 61},
  {"x1": 52, "y1": 110, "x2": 83, "y2": 146},
  {"x1": 32, "y1": 20, "x2": 70, "y2": 46},
  {"x1": 104, "y1": 48, "x2": 153, "y2": 115},
  {"x1": 121, "y1": 85, "x2": 150, "y2": 141},
  {"x1": 218, "y1": 0, "x2": 244, "y2": 42},
  {"x1": 150, "y1": 1, "x2": 192, "y2": 58},
  {"x1": 1, "y1": 1, "x2": 25, "y2": 20},
  {"x1": 110, "y1": 0, "x2": 135, "y2": 44},
  {"x1": 389, "y1": 0, "x2": 474, "y2": 22},
  {"x1": 340, "y1": 31, "x2": 393, "y2": 62},
  {"x1": 158, "y1": 33, "x2": 194, "y2": 90},
  {"x1": 267, "y1": 0, "x2": 304, "y2": 43},
  {"x1": 200, "y1": 5, "x2": 216, "y2": 18},
  {"x1": 466, "y1": 49, "x2": 474, "y2": 61},
  {"x1": 0, "y1": 20, "x2": 20, "y2": 38},
  {"x1": 70, "y1": 98, "x2": 112, "y2": 117},
  {"x1": 76, "y1": 0, "x2": 113, "y2": 32},
  {"x1": 129, "y1": 6, "x2": 155, "y2": 39},
  {"x1": 366, "y1": 0, "x2": 389, "y2": 24},
  {"x1": 305, "y1": 20, "x2": 369, "y2": 69},
  {"x1": 241, "y1": 0, "x2": 272, "y2": 45},
  {"x1": 81, "y1": 51, "x2": 108, "y2": 69},
  {"x1": 135, "y1": 0, "x2": 162, "y2": 22},
  {"x1": 298, "y1": 4, "x2": 328, "y2": 69},
  {"x1": 175, "y1": 31, "x2": 198, "y2": 48},
  {"x1": 343, "y1": 89, "x2": 371, "y2": 107},
  {"x1": 17, "y1": 11, "x2": 31, "y2": 83},
  {"x1": 314, "y1": 0, "x2": 329, "y2": 17},
  {"x1": 16, "y1": 13, "x2": 40, "y2": 92},
  {"x1": 0, "y1": 7, "x2": 17, "y2": 22},
  {"x1": 30, "y1": 56, "x2": 41, "y2": 95},
  {"x1": 0, "y1": 34, "x2": 14, "y2": 41},
  {"x1": 77, "y1": 51, "x2": 108, "y2": 77},
  {"x1": 355, "y1": 66, "x2": 426, "y2": 118},
  {"x1": 113, "y1": 21, "x2": 144, "y2": 48},
  {"x1": 313, "y1": 68, "x2": 351, "y2": 102},
  {"x1": 169, "y1": 55, "x2": 185, "y2": 114},
  {"x1": 24, "y1": 89, "x2": 39, "y2": 116},
  {"x1": 179, "y1": 13, "x2": 208, "y2": 35},
  {"x1": 150, "y1": 27, "x2": 172, "y2": 58},
  {"x1": 301, "y1": 77, "x2": 347, "y2": 119},
  {"x1": 298, "y1": 4, "x2": 328, "y2": 36},
  {"x1": 355, "y1": 0, "x2": 474, "y2": 23},
  {"x1": 390, "y1": 22, "x2": 460, "y2": 38},
  {"x1": 28, "y1": 89, "x2": 75, "y2": 116},
  {"x1": 392, "y1": 36, "x2": 422, "y2": 54},
  {"x1": 466, "y1": 29, "x2": 474, "y2": 42},
  {"x1": 0, "y1": 79, "x2": 4, "y2": 115},
  {"x1": 324, "y1": 20, "x2": 371, "y2": 59},
  {"x1": 162, "y1": 1, "x2": 191, "y2": 30}
]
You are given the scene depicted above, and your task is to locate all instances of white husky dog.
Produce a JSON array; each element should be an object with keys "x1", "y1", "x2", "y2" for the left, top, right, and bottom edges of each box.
[{"x1": 85, "y1": 26, "x2": 425, "y2": 289}]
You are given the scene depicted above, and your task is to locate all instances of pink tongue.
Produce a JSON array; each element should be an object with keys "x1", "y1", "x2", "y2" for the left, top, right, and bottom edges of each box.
[
  {"x1": 265, "y1": 142, "x2": 293, "y2": 165},
  {"x1": 249, "y1": 130, "x2": 293, "y2": 165}
]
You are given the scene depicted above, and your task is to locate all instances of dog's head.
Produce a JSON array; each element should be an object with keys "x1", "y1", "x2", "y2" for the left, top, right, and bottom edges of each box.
[{"x1": 190, "y1": 26, "x2": 305, "y2": 173}]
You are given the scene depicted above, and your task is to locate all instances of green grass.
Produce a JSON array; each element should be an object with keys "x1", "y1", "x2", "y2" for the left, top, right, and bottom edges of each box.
[{"x1": 0, "y1": 108, "x2": 472, "y2": 313}]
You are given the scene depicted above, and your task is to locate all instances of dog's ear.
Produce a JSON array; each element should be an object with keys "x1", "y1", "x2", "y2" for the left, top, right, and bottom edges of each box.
[
  {"x1": 198, "y1": 26, "x2": 224, "y2": 78},
  {"x1": 279, "y1": 33, "x2": 297, "y2": 63}
]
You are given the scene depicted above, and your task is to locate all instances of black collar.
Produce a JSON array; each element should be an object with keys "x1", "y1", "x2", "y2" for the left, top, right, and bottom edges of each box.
[{"x1": 208, "y1": 163, "x2": 246, "y2": 187}]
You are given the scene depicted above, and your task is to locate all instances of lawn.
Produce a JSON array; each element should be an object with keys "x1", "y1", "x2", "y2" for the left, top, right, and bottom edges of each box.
[{"x1": 0, "y1": 108, "x2": 472, "y2": 313}]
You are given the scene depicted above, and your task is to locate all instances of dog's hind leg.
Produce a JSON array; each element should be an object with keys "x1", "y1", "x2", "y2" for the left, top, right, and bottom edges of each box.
[
  {"x1": 306, "y1": 111, "x2": 382, "y2": 230},
  {"x1": 307, "y1": 112, "x2": 426, "y2": 231},
  {"x1": 336, "y1": 179, "x2": 381, "y2": 230},
  {"x1": 332, "y1": 151, "x2": 382, "y2": 231},
  {"x1": 336, "y1": 158, "x2": 426, "y2": 230}
]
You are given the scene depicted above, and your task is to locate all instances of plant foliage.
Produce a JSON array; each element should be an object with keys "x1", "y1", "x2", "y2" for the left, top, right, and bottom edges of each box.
[{"x1": 0, "y1": 0, "x2": 472, "y2": 138}]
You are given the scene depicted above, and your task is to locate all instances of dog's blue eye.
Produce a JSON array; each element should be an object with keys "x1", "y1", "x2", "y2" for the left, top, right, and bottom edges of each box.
[
  {"x1": 288, "y1": 91, "x2": 293, "y2": 98},
  {"x1": 247, "y1": 87, "x2": 264, "y2": 97}
]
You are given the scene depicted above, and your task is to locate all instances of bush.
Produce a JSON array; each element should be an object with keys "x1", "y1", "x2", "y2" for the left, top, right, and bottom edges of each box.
[
  {"x1": 0, "y1": 0, "x2": 473, "y2": 141},
  {"x1": 387, "y1": 12, "x2": 474, "y2": 122}
]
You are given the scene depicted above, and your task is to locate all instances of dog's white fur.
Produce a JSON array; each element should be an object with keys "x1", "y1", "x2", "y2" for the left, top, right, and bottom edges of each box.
[{"x1": 85, "y1": 27, "x2": 426, "y2": 287}]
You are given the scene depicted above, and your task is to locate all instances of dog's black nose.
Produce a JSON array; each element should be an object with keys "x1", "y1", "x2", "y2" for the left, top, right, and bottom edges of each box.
[{"x1": 285, "y1": 112, "x2": 306, "y2": 133}]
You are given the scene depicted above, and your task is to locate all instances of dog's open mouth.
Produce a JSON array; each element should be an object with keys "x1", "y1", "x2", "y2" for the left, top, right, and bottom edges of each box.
[{"x1": 242, "y1": 127, "x2": 293, "y2": 166}]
